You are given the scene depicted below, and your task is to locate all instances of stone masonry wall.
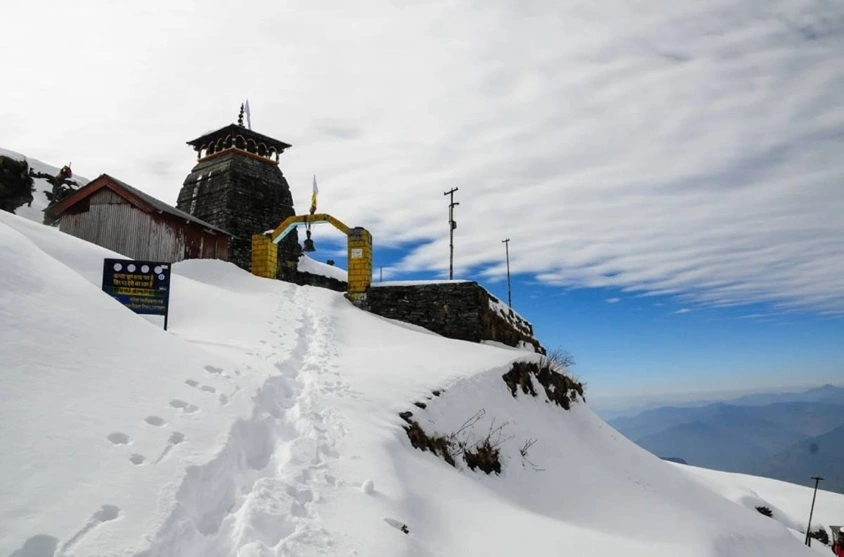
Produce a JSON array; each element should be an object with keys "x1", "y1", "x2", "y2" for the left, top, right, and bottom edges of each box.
[
  {"x1": 364, "y1": 282, "x2": 544, "y2": 352},
  {"x1": 177, "y1": 151, "x2": 298, "y2": 271},
  {"x1": 288, "y1": 271, "x2": 347, "y2": 292}
]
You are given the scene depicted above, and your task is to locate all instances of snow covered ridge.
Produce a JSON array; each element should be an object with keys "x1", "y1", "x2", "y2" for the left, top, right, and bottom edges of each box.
[{"x1": 2, "y1": 209, "x2": 843, "y2": 556}]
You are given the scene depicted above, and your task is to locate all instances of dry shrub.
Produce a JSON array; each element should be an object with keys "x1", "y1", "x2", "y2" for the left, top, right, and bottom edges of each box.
[{"x1": 502, "y1": 359, "x2": 584, "y2": 410}]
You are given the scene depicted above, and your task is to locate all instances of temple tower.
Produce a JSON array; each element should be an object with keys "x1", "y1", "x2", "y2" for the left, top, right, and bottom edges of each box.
[{"x1": 177, "y1": 110, "x2": 299, "y2": 272}]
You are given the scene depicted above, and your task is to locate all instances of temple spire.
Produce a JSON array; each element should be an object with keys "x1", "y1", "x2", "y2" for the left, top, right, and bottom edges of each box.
[{"x1": 237, "y1": 103, "x2": 245, "y2": 127}]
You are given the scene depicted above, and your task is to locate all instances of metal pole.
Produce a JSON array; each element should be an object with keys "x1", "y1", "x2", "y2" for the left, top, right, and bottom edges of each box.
[
  {"x1": 380, "y1": 266, "x2": 383, "y2": 283},
  {"x1": 805, "y1": 476, "x2": 823, "y2": 546},
  {"x1": 444, "y1": 187, "x2": 459, "y2": 280},
  {"x1": 502, "y1": 238, "x2": 511, "y2": 307}
]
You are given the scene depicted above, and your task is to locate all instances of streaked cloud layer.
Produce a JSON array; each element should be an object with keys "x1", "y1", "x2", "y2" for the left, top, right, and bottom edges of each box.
[{"x1": 3, "y1": 0, "x2": 842, "y2": 313}]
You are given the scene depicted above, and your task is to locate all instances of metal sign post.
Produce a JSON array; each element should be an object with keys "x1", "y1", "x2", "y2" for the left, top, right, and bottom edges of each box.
[{"x1": 102, "y1": 258, "x2": 172, "y2": 330}]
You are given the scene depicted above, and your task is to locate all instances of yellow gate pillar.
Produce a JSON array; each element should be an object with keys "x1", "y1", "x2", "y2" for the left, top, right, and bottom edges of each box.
[
  {"x1": 347, "y1": 227, "x2": 372, "y2": 301},
  {"x1": 251, "y1": 234, "x2": 278, "y2": 278}
]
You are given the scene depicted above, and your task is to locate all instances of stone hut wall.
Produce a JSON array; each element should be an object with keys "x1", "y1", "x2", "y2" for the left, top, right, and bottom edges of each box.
[{"x1": 364, "y1": 282, "x2": 544, "y2": 353}]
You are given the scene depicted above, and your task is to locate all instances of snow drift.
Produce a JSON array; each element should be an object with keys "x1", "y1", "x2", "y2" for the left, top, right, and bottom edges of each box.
[{"x1": 1, "y1": 208, "x2": 842, "y2": 557}]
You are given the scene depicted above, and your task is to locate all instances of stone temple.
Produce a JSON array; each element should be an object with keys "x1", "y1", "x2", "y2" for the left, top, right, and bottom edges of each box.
[{"x1": 176, "y1": 112, "x2": 299, "y2": 273}]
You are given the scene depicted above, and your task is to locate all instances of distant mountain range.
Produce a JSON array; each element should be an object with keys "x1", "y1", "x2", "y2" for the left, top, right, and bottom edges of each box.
[
  {"x1": 609, "y1": 384, "x2": 844, "y2": 493},
  {"x1": 753, "y1": 424, "x2": 844, "y2": 495}
]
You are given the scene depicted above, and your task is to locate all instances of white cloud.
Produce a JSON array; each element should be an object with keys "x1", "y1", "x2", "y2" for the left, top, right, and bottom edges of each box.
[
  {"x1": 1, "y1": 0, "x2": 842, "y2": 314},
  {"x1": 674, "y1": 308, "x2": 692, "y2": 314},
  {"x1": 606, "y1": 298, "x2": 621, "y2": 304}
]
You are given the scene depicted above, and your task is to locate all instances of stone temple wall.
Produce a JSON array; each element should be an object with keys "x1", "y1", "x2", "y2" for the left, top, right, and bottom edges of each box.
[
  {"x1": 363, "y1": 282, "x2": 544, "y2": 353},
  {"x1": 177, "y1": 151, "x2": 298, "y2": 271}
]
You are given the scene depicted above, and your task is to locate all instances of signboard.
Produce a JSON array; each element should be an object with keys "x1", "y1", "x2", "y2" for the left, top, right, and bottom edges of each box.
[
  {"x1": 102, "y1": 258, "x2": 171, "y2": 329},
  {"x1": 350, "y1": 248, "x2": 363, "y2": 259}
]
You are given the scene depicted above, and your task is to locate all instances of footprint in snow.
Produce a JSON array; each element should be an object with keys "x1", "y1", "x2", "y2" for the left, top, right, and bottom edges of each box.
[
  {"x1": 60, "y1": 505, "x2": 120, "y2": 553},
  {"x1": 154, "y1": 432, "x2": 185, "y2": 464},
  {"x1": 145, "y1": 416, "x2": 166, "y2": 427},
  {"x1": 130, "y1": 454, "x2": 146, "y2": 465},
  {"x1": 7, "y1": 534, "x2": 59, "y2": 557},
  {"x1": 185, "y1": 379, "x2": 217, "y2": 394},
  {"x1": 169, "y1": 431, "x2": 185, "y2": 444},
  {"x1": 107, "y1": 432, "x2": 130, "y2": 445},
  {"x1": 204, "y1": 365, "x2": 224, "y2": 375},
  {"x1": 170, "y1": 400, "x2": 199, "y2": 413}
]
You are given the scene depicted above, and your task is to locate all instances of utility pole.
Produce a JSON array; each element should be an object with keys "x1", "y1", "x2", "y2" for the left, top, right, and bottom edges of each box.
[
  {"x1": 502, "y1": 238, "x2": 511, "y2": 307},
  {"x1": 805, "y1": 476, "x2": 823, "y2": 546},
  {"x1": 444, "y1": 187, "x2": 459, "y2": 280}
]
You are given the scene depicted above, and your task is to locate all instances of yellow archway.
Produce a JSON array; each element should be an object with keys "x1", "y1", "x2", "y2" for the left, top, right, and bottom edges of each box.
[{"x1": 251, "y1": 213, "x2": 372, "y2": 301}]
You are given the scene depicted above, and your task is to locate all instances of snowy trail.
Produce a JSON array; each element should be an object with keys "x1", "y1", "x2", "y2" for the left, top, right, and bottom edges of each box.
[{"x1": 143, "y1": 285, "x2": 348, "y2": 557}]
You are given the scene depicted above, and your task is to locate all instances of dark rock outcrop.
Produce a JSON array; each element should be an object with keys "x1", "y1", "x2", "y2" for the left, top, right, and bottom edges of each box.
[{"x1": 0, "y1": 156, "x2": 34, "y2": 213}]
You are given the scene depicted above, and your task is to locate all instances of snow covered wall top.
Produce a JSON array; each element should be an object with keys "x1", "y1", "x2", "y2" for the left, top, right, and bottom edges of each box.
[
  {"x1": 1, "y1": 207, "x2": 842, "y2": 556},
  {"x1": 297, "y1": 254, "x2": 347, "y2": 282}
]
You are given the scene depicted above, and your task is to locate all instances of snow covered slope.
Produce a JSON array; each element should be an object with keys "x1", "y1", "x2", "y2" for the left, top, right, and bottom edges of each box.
[
  {"x1": 1, "y1": 209, "x2": 842, "y2": 556},
  {"x1": 0, "y1": 147, "x2": 89, "y2": 222},
  {"x1": 678, "y1": 464, "x2": 844, "y2": 548}
]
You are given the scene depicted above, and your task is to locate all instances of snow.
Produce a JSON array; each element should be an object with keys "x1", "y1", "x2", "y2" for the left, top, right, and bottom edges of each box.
[
  {"x1": 0, "y1": 147, "x2": 90, "y2": 223},
  {"x1": 676, "y1": 464, "x2": 844, "y2": 543},
  {"x1": 2, "y1": 207, "x2": 841, "y2": 556},
  {"x1": 296, "y1": 254, "x2": 347, "y2": 281},
  {"x1": 372, "y1": 279, "x2": 471, "y2": 286},
  {"x1": 488, "y1": 291, "x2": 529, "y2": 326}
]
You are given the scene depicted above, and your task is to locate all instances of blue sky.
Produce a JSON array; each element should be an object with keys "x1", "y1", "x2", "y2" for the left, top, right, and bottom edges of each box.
[
  {"x1": 2, "y1": 0, "x2": 842, "y2": 410},
  {"x1": 293, "y1": 230, "x2": 843, "y2": 408}
]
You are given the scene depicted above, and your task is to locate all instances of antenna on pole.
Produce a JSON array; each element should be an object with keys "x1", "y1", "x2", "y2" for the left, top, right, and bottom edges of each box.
[
  {"x1": 444, "y1": 187, "x2": 459, "y2": 280},
  {"x1": 805, "y1": 476, "x2": 824, "y2": 546},
  {"x1": 502, "y1": 238, "x2": 511, "y2": 308}
]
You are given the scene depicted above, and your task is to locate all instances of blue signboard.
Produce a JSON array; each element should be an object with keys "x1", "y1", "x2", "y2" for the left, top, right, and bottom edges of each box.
[{"x1": 102, "y1": 258, "x2": 171, "y2": 329}]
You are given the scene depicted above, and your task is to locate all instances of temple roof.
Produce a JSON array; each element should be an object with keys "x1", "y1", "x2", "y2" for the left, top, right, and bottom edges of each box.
[{"x1": 186, "y1": 123, "x2": 292, "y2": 153}]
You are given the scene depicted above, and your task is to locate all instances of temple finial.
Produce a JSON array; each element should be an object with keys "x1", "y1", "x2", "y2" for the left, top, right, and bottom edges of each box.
[{"x1": 237, "y1": 103, "x2": 245, "y2": 127}]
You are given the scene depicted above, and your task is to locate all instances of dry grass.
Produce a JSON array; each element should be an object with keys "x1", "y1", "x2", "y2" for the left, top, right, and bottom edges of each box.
[{"x1": 502, "y1": 359, "x2": 585, "y2": 410}]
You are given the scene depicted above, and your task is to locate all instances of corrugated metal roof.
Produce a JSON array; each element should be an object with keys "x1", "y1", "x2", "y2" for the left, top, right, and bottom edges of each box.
[{"x1": 103, "y1": 175, "x2": 232, "y2": 236}]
